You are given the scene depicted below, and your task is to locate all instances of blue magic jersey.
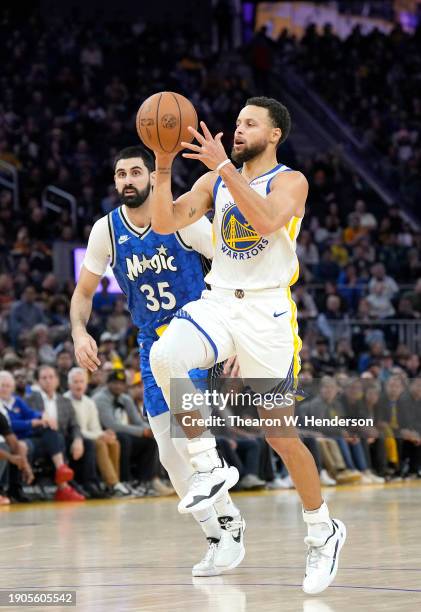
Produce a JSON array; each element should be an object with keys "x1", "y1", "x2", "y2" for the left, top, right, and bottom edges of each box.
[
  {"x1": 106, "y1": 206, "x2": 209, "y2": 417},
  {"x1": 109, "y1": 206, "x2": 206, "y2": 340}
]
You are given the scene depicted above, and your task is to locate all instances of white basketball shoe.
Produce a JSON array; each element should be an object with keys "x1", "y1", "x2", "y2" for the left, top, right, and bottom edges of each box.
[
  {"x1": 192, "y1": 538, "x2": 221, "y2": 577},
  {"x1": 192, "y1": 515, "x2": 246, "y2": 576},
  {"x1": 302, "y1": 518, "x2": 347, "y2": 595},
  {"x1": 178, "y1": 450, "x2": 239, "y2": 514},
  {"x1": 214, "y1": 515, "x2": 246, "y2": 571}
]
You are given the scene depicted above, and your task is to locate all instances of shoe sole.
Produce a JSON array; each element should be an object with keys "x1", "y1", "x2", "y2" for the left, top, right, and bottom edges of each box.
[
  {"x1": 178, "y1": 467, "x2": 239, "y2": 514},
  {"x1": 302, "y1": 519, "x2": 347, "y2": 595}
]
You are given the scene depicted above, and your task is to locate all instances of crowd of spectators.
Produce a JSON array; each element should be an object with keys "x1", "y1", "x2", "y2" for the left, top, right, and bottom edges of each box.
[
  {"x1": 275, "y1": 22, "x2": 421, "y2": 213},
  {"x1": 2, "y1": 359, "x2": 421, "y2": 505},
  {"x1": 0, "y1": 365, "x2": 174, "y2": 505},
  {"x1": 0, "y1": 10, "x2": 420, "y2": 503}
]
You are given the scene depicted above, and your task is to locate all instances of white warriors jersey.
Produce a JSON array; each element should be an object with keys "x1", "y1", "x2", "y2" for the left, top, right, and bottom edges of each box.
[{"x1": 205, "y1": 163, "x2": 302, "y2": 290}]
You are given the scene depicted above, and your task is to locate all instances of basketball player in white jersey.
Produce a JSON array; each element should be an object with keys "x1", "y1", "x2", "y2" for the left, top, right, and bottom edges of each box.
[{"x1": 149, "y1": 97, "x2": 346, "y2": 595}]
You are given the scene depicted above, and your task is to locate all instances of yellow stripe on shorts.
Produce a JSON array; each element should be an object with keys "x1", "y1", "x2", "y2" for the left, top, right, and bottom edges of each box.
[
  {"x1": 288, "y1": 216, "x2": 300, "y2": 242},
  {"x1": 155, "y1": 324, "x2": 169, "y2": 337},
  {"x1": 286, "y1": 286, "x2": 302, "y2": 378}
]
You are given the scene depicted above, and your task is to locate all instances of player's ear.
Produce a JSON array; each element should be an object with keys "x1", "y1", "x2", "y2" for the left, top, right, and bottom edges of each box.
[
  {"x1": 150, "y1": 170, "x2": 156, "y2": 188},
  {"x1": 271, "y1": 127, "x2": 281, "y2": 145}
]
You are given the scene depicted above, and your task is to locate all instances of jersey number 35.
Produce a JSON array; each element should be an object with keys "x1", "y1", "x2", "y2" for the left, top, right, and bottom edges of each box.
[{"x1": 140, "y1": 282, "x2": 176, "y2": 312}]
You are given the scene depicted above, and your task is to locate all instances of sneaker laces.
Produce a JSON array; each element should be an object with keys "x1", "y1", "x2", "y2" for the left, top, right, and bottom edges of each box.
[
  {"x1": 305, "y1": 539, "x2": 331, "y2": 570},
  {"x1": 189, "y1": 470, "x2": 214, "y2": 492},
  {"x1": 201, "y1": 539, "x2": 219, "y2": 564}
]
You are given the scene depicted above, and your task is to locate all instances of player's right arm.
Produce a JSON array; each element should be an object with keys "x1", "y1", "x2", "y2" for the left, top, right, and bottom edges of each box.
[
  {"x1": 70, "y1": 218, "x2": 111, "y2": 372},
  {"x1": 151, "y1": 152, "x2": 214, "y2": 234},
  {"x1": 70, "y1": 267, "x2": 102, "y2": 372}
]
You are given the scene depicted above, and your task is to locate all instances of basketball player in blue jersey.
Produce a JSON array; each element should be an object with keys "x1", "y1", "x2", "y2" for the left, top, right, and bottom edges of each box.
[
  {"x1": 70, "y1": 145, "x2": 245, "y2": 577},
  {"x1": 150, "y1": 97, "x2": 347, "y2": 595}
]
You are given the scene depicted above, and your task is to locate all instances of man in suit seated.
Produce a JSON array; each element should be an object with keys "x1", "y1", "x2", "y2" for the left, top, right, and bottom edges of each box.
[
  {"x1": 0, "y1": 370, "x2": 81, "y2": 502},
  {"x1": 27, "y1": 365, "x2": 104, "y2": 499}
]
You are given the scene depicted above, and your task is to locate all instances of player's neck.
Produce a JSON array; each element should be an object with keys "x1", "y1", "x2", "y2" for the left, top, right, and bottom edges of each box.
[
  {"x1": 123, "y1": 200, "x2": 151, "y2": 229},
  {"x1": 241, "y1": 151, "x2": 279, "y2": 183}
]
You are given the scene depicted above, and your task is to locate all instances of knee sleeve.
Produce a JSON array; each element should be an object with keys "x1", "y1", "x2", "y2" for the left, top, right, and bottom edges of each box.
[
  {"x1": 150, "y1": 319, "x2": 213, "y2": 414},
  {"x1": 150, "y1": 318, "x2": 212, "y2": 387},
  {"x1": 149, "y1": 339, "x2": 176, "y2": 391}
]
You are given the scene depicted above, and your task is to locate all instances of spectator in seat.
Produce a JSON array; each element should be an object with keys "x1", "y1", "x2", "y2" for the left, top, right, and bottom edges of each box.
[
  {"x1": 366, "y1": 281, "x2": 395, "y2": 319},
  {"x1": 337, "y1": 264, "x2": 365, "y2": 313},
  {"x1": 363, "y1": 381, "x2": 390, "y2": 477},
  {"x1": 56, "y1": 349, "x2": 75, "y2": 393},
  {"x1": 93, "y1": 277, "x2": 116, "y2": 321},
  {"x1": 0, "y1": 407, "x2": 33, "y2": 504},
  {"x1": 368, "y1": 263, "x2": 399, "y2": 300},
  {"x1": 335, "y1": 339, "x2": 357, "y2": 372},
  {"x1": 310, "y1": 339, "x2": 337, "y2": 376},
  {"x1": 394, "y1": 297, "x2": 419, "y2": 320},
  {"x1": 298, "y1": 377, "x2": 361, "y2": 484},
  {"x1": 405, "y1": 354, "x2": 421, "y2": 377},
  {"x1": 292, "y1": 283, "x2": 318, "y2": 337},
  {"x1": 27, "y1": 365, "x2": 101, "y2": 499},
  {"x1": 8, "y1": 286, "x2": 46, "y2": 348},
  {"x1": 383, "y1": 376, "x2": 421, "y2": 477},
  {"x1": 12, "y1": 368, "x2": 33, "y2": 399},
  {"x1": 377, "y1": 375, "x2": 411, "y2": 475},
  {"x1": 340, "y1": 378, "x2": 385, "y2": 482},
  {"x1": 65, "y1": 368, "x2": 130, "y2": 498},
  {"x1": 314, "y1": 249, "x2": 340, "y2": 283},
  {"x1": 354, "y1": 200, "x2": 377, "y2": 230},
  {"x1": 317, "y1": 295, "x2": 349, "y2": 351},
  {"x1": 94, "y1": 370, "x2": 173, "y2": 496},
  {"x1": 343, "y1": 213, "x2": 366, "y2": 246},
  {"x1": 403, "y1": 278, "x2": 421, "y2": 315},
  {"x1": 0, "y1": 370, "x2": 79, "y2": 502}
]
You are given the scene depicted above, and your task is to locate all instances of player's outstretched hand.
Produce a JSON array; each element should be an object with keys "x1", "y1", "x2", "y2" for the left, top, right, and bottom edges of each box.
[
  {"x1": 74, "y1": 332, "x2": 101, "y2": 372},
  {"x1": 181, "y1": 121, "x2": 230, "y2": 170}
]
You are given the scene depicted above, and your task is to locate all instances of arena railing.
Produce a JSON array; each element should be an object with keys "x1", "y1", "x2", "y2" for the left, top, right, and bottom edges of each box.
[{"x1": 41, "y1": 185, "x2": 77, "y2": 231}]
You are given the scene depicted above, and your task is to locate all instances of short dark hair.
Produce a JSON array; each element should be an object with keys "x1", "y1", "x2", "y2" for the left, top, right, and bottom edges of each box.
[
  {"x1": 245, "y1": 96, "x2": 291, "y2": 146},
  {"x1": 114, "y1": 146, "x2": 154, "y2": 173}
]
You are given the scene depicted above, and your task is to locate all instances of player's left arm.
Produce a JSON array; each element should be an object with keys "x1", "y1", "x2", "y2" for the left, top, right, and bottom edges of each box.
[{"x1": 218, "y1": 167, "x2": 308, "y2": 235}]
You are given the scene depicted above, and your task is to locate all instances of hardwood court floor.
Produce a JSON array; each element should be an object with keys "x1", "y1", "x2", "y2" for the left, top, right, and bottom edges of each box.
[{"x1": 1, "y1": 483, "x2": 421, "y2": 611}]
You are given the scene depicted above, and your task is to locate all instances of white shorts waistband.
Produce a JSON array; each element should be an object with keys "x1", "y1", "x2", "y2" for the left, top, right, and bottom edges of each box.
[{"x1": 208, "y1": 286, "x2": 290, "y2": 300}]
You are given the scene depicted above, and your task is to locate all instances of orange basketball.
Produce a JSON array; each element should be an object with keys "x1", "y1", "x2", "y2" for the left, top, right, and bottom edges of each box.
[{"x1": 136, "y1": 92, "x2": 198, "y2": 154}]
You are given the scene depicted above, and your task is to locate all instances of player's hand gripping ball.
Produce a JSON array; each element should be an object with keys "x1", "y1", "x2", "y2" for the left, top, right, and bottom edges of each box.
[{"x1": 136, "y1": 92, "x2": 198, "y2": 154}]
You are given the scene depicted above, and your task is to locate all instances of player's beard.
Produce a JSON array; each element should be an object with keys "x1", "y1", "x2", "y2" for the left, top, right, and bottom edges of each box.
[
  {"x1": 231, "y1": 139, "x2": 268, "y2": 164},
  {"x1": 119, "y1": 181, "x2": 151, "y2": 208}
]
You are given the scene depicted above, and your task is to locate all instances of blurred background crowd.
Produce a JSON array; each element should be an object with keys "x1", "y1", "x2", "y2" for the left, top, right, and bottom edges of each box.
[{"x1": 0, "y1": 1, "x2": 420, "y2": 504}]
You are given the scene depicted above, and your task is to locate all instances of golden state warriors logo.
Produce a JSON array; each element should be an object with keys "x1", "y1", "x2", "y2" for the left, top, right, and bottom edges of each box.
[{"x1": 222, "y1": 205, "x2": 262, "y2": 252}]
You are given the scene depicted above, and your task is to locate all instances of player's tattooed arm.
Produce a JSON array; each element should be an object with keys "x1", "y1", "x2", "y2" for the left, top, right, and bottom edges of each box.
[{"x1": 151, "y1": 154, "x2": 214, "y2": 233}]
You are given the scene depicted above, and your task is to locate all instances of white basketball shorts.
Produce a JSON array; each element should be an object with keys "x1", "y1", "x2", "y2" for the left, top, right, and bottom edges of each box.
[{"x1": 174, "y1": 287, "x2": 302, "y2": 380}]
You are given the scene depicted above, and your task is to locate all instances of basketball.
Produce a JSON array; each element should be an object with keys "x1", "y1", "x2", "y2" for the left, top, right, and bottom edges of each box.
[{"x1": 136, "y1": 92, "x2": 198, "y2": 154}]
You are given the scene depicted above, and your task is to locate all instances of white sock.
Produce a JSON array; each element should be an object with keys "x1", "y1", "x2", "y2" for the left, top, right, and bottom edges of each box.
[
  {"x1": 193, "y1": 509, "x2": 222, "y2": 540},
  {"x1": 302, "y1": 501, "x2": 333, "y2": 544},
  {"x1": 214, "y1": 494, "x2": 240, "y2": 518}
]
